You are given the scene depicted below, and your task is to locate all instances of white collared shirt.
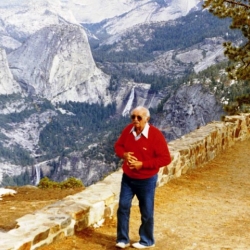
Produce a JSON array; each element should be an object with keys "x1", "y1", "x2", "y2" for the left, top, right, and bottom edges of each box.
[{"x1": 130, "y1": 123, "x2": 149, "y2": 141}]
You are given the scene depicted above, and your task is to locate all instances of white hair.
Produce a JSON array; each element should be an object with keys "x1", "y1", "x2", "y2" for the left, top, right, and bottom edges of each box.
[{"x1": 131, "y1": 106, "x2": 150, "y2": 117}]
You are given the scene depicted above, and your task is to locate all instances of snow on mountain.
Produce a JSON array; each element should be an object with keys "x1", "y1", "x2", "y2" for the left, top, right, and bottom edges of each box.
[
  {"x1": 0, "y1": 0, "x2": 26, "y2": 7},
  {"x1": 65, "y1": 0, "x2": 201, "y2": 24},
  {"x1": 66, "y1": 0, "x2": 202, "y2": 35},
  {"x1": 61, "y1": 0, "x2": 145, "y2": 24},
  {"x1": 0, "y1": 0, "x2": 202, "y2": 43},
  {"x1": 0, "y1": 0, "x2": 78, "y2": 41}
]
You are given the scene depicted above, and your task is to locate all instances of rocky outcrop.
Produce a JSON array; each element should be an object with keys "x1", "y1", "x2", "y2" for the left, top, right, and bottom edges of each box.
[
  {"x1": 155, "y1": 84, "x2": 225, "y2": 141},
  {"x1": 0, "y1": 113, "x2": 249, "y2": 250},
  {"x1": 0, "y1": 81, "x2": 224, "y2": 186},
  {"x1": 0, "y1": 1, "x2": 228, "y2": 189},
  {"x1": 114, "y1": 81, "x2": 164, "y2": 116},
  {"x1": 0, "y1": 48, "x2": 22, "y2": 94},
  {"x1": 7, "y1": 24, "x2": 112, "y2": 104}
]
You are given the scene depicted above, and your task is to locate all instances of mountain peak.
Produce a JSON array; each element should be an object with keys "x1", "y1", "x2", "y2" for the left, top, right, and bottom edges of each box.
[{"x1": 7, "y1": 24, "x2": 111, "y2": 104}]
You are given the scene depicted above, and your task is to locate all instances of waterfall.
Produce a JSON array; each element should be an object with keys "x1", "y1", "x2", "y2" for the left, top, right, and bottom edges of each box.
[
  {"x1": 122, "y1": 86, "x2": 135, "y2": 116},
  {"x1": 35, "y1": 165, "x2": 41, "y2": 185}
]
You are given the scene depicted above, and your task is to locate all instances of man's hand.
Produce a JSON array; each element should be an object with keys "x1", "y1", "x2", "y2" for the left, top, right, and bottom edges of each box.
[
  {"x1": 128, "y1": 159, "x2": 143, "y2": 170},
  {"x1": 123, "y1": 152, "x2": 137, "y2": 162},
  {"x1": 123, "y1": 152, "x2": 142, "y2": 170}
]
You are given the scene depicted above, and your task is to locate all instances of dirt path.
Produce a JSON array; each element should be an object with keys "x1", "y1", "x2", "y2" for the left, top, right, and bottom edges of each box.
[
  {"x1": 1, "y1": 138, "x2": 250, "y2": 249},
  {"x1": 38, "y1": 138, "x2": 250, "y2": 250},
  {"x1": 0, "y1": 187, "x2": 85, "y2": 231}
]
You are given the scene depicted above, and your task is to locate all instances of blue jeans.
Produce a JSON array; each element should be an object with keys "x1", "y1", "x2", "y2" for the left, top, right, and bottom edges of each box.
[{"x1": 117, "y1": 173, "x2": 158, "y2": 246}]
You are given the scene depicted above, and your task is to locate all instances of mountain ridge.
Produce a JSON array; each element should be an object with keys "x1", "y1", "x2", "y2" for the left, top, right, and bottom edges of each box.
[{"x1": 0, "y1": 0, "x2": 243, "y2": 187}]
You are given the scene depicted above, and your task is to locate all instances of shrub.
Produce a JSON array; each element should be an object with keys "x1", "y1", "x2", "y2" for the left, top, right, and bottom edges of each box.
[
  {"x1": 37, "y1": 176, "x2": 84, "y2": 189},
  {"x1": 37, "y1": 177, "x2": 61, "y2": 189},
  {"x1": 60, "y1": 177, "x2": 84, "y2": 189}
]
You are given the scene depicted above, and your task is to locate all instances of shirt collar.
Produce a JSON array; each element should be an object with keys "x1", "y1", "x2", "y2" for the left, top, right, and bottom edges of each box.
[{"x1": 130, "y1": 123, "x2": 149, "y2": 138}]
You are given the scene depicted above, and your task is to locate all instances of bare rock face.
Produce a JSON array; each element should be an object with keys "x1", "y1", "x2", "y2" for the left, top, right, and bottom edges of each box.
[
  {"x1": 0, "y1": 48, "x2": 22, "y2": 94},
  {"x1": 114, "y1": 81, "x2": 158, "y2": 116},
  {"x1": 0, "y1": 1, "x2": 226, "y2": 187},
  {"x1": 154, "y1": 84, "x2": 224, "y2": 141},
  {"x1": 7, "y1": 24, "x2": 112, "y2": 105}
]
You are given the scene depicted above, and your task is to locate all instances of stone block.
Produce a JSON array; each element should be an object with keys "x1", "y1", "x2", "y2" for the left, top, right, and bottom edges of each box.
[
  {"x1": 52, "y1": 231, "x2": 65, "y2": 243},
  {"x1": 59, "y1": 203, "x2": 90, "y2": 221},
  {"x1": 83, "y1": 185, "x2": 116, "y2": 206},
  {"x1": 33, "y1": 228, "x2": 50, "y2": 245},
  {"x1": 17, "y1": 241, "x2": 32, "y2": 250},
  {"x1": 74, "y1": 216, "x2": 89, "y2": 231},
  {"x1": 43, "y1": 223, "x2": 60, "y2": 234},
  {"x1": 104, "y1": 206, "x2": 112, "y2": 218},
  {"x1": 88, "y1": 201, "x2": 105, "y2": 226}
]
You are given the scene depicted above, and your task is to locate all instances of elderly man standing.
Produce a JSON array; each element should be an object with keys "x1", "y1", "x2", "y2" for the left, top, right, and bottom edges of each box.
[{"x1": 114, "y1": 106, "x2": 171, "y2": 249}]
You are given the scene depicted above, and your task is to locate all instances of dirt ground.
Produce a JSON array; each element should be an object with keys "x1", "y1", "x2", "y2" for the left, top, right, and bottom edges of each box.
[
  {"x1": 1, "y1": 138, "x2": 250, "y2": 250},
  {"x1": 0, "y1": 187, "x2": 85, "y2": 231}
]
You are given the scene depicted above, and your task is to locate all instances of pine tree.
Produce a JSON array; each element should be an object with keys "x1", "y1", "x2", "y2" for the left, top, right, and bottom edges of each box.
[{"x1": 203, "y1": 0, "x2": 250, "y2": 80}]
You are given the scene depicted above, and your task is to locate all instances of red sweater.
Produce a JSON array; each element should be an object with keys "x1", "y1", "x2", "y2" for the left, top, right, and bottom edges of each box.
[{"x1": 114, "y1": 123, "x2": 171, "y2": 179}]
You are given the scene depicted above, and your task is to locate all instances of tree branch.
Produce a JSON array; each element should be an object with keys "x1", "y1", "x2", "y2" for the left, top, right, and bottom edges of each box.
[{"x1": 224, "y1": 0, "x2": 250, "y2": 9}]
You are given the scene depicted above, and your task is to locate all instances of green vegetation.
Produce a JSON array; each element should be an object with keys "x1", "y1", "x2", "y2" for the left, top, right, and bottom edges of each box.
[
  {"x1": 0, "y1": 93, "x2": 25, "y2": 104},
  {"x1": 92, "y1": 10, "x2": 239, "y2": 64},
  {"x1": 203, "y1": 0, "x2": 250, "y2": 80},
  {"x1": 224, "y1": 93, "x2": 250, "y2": 115},
  {"x1": 2, "y1": 5, "x2": 250, "y2": 187},
  {"x1": 187, "y1": 60, "x2": 250, "y2": 114},
  {"x1": 1, "y1": 170, "x2": 30, "y2": 187},
  {"x1": 0, "y1": 144, "x2": 34, "y2": 166},
  {"x1": 108, "y1": 72, "x2": 176, "y2": 94},
  {"x1": 0, "y1": 95, "x2": 54, "y2": 129},
  {"x1": 38, "y1": 102, "x2": 128, "y2": 168},
  {"x1": 37, "y1": 176, "x2": 84, "y2": 189},
  {"x1": 0, "y1": 95, "x2": 54, "y2": 167},
  {"x1": 202, "y1": 1, "x2": 250, "y2": 113}
]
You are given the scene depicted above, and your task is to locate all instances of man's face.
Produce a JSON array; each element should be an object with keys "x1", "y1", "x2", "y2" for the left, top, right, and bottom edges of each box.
[{"x1": 131, "y1": 109, "x2": 148, "y2": 131}]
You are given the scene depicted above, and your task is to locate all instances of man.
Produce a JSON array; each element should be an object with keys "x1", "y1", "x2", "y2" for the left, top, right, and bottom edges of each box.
[{"x1": 114, "y1": 106, "x2": 171, "y2": 249}]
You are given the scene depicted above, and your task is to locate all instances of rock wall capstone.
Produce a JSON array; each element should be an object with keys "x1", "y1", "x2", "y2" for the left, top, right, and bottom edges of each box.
[{"x1": 0, "y1": 114, "x2": 249, "y2": 250}]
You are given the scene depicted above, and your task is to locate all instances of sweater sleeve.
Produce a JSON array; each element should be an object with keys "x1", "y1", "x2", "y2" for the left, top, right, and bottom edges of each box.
[
  {"x1": 142, "y1": 127, "x2": 171, "y2": 169},
  {"x1": 114, "y1": 124, "x2": 132, "y2": 159}
]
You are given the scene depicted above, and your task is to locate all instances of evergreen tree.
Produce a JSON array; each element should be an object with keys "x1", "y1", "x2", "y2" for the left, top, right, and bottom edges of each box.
[{"x1": 203, "y1": 0, "x2": 250, "y2": 80}]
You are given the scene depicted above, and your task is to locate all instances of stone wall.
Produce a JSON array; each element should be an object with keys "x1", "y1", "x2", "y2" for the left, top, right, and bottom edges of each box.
[{"x1": 0, "y1": 114, "x2": 249, "y2": 250}]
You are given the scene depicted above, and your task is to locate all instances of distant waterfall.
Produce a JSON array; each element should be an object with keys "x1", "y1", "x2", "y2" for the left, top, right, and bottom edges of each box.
[
  {"x1": 122, "y1": 86, "x2": 135, "y2": 116},
  {"x1": 35, "y1": 165, "x2": 41, "y2": 185}
]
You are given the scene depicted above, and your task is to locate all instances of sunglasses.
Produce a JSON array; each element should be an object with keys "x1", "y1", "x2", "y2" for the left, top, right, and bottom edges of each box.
[{"x1": 131, "y1": 115, "x2": 143, "y2": 121}]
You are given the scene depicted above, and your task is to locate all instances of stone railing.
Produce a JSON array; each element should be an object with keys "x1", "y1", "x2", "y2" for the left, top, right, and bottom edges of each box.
[{"x1": 0, "y1": 114, "x2": 249, "y2": 250}]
